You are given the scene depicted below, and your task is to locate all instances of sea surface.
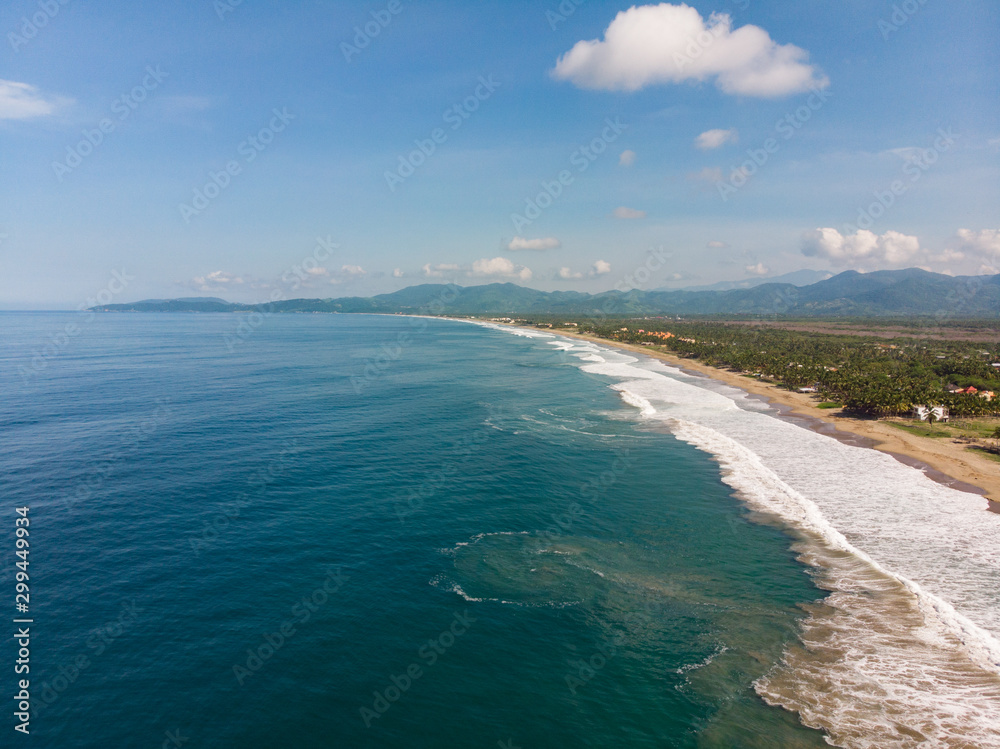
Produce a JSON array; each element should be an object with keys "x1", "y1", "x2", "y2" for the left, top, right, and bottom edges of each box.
[{"x1": 1, "y1": 312, "x2": 998, "y2": 748}]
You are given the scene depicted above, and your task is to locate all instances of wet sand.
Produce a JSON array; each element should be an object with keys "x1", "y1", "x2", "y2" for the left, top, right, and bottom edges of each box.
[{"x1": 544, "y1": 328, "x2": 1000, "y2": 510}]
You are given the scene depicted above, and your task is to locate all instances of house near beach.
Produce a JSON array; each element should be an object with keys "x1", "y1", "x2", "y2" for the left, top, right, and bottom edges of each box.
[{"x1": 912, "y1": 405, "x2": 949, "y2": 422}]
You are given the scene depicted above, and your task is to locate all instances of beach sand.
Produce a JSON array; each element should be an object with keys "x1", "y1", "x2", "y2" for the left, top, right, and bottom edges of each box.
[{"x1": 546, "y1": 328, "x2": 1000, "y2": 508}]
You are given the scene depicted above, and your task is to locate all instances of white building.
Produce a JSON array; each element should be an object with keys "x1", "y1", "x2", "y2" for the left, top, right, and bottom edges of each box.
[{"x1": 912, "y1": 405, "x2": 949, "y2": 422}]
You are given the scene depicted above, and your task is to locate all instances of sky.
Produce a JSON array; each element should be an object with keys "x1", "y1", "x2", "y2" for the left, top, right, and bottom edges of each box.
[{"x1": 0, "y1": 0, "x2": 997, "y2": 308}]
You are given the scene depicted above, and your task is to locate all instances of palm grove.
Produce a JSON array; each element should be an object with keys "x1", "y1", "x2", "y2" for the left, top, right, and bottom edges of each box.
[{"x1": 580, "y1": 321, "x2": 1000, "y2": 418}]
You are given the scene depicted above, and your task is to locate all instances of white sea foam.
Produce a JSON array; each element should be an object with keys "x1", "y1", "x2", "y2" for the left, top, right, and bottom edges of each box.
[
  {"x1": 485, "y1": 326, "x2": 1000, "y2": 747},
  {"x1": 474, "y1": 322, "x2": 554, "y2": 339},
  {"x1": 676, "y1": 643, "x2": 729, "y2": 675},
  {"x1": 430, "y1": 575, "x2": 580, "y2": 608},
  {"x1": 612, "y1": 386, "x2": 657, "y2": 417}
]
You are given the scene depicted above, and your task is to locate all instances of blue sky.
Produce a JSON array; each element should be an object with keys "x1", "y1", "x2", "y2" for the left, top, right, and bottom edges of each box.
[{"x1": 0, "y1": 0, "x2": 997, "y2": 307}]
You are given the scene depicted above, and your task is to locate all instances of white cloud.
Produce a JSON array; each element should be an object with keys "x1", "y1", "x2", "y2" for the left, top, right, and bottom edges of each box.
[
  {"x1": 729, "y1": 164, "x2": 752, "y2": 182},
  {"x1": 745, "y1": 262, "x2": 770, "y2": 276},
  {"x1": 392, "y1": 268, "x2": 404, "y2": 278},
  {"x1": 190, "y1": 270, "x2": 245, "y2": 291},
  {"x1": 0, "y1": 80, "x2": 69, "y2": 120},
  {"x1": 802, "y1": 228, "x2": 922, "y2": 266},
  {"x1": 306, "y1": 267, "x2": 329, "y2": 277},
  {"x1": 695, "y1": 128, "x2": 738, "y2": 150},
  {"x1": 613, "y1": 206, "x2": 647, "y2": 219},
  {"x1": 508, "y1": 236, "x2": 561, "y2": 251},
  {"x1": 886, "y1": 146, "x2": 926, "y2": 164},
  {"x1": 619, "y1": 149, "x2": 636, "y2": 166},
  {"x1": 707, "y1": 240, "x2": 728, "y2": 248},
  {"x1": 422, "y1": 263, "x2": 460, "y2": 278},
  {"x1": 552, "y1": 3, "x2": 828, "y2": 98},
  {"x1": 560, "y1": 260, "x2": 612, "y2": 280},
  {"x1": 590, "y1": 260, "x2": 612, "y2": 276},
  {"x1": 340, "y1": 265, "x2": 366, "y2": 276},
  {"x1": 954, "y1": 229, "x2": 1000, "y2": 261},
  {"x1": 689, "y1": 167, "x2": 723, "y2": 183},
  {"x1": 929, "y1": 249, "x2": 965, "y2": 264},
  {"x1": 470, "y1": 257, "x2": 533, "y2": 282}
]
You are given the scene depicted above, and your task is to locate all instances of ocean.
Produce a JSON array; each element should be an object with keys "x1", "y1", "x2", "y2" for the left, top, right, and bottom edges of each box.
[{"x1": 1, "y1": 312, "x2": 998, "y2": 748}]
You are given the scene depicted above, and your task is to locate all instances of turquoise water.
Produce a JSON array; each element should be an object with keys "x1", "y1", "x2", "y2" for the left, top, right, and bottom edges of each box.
[{"x1": 1, "y1": 313, "x2": 830, "y2": 747}]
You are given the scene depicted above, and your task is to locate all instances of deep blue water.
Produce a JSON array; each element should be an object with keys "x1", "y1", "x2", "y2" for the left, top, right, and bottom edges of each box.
[{"x1": 0, "y1": 313, "x2": 828, "y2": 747}]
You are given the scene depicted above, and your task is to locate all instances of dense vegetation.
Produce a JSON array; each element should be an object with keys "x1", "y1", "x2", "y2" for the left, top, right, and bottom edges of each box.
[{"x1": 578, "y1": 320, "x2": 1000, "y2": 418}]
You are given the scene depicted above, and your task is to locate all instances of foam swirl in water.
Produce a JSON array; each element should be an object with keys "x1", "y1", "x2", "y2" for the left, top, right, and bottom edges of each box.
[{"x1": 480, "y1": 326, "x2": 1000, "y2": 748}]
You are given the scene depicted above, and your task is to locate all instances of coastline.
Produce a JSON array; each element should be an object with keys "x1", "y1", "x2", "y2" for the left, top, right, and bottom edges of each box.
[{"x1": 514, "y1": 324, "x2": 1000, "y2": 509}]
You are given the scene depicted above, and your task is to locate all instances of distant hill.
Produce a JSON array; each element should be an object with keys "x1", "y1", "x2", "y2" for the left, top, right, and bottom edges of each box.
[
  {"x1": 93, "y1": 269, "x2": 1000, "y2": 318},
  {"x1": 136, "y1": 296, "x2": 229, "y2": 304},
  {"x1": 99, "y1": 297, "x2": 236, "y2": 312},
  {"x1": 669, "y1": 269, "x2": 834, "y2": 292}
]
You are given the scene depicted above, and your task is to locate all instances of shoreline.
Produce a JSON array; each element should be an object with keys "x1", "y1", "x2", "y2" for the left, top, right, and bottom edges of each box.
[{"x1": 502, "y1": 324, "x2": 1000, "y2": 510}]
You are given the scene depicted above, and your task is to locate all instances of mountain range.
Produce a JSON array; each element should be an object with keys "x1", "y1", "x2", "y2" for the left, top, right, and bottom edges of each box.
[
  {"x1": 92, "y1": 268, "x2": 1000, "y2": 318},
  {"x1": 665, "y1": 269, "x2": 835, "y2": 292}
]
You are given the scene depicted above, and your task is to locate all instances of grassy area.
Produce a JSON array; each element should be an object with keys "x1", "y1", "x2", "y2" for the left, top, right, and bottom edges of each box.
[
  {"x1": 972, "y1": 447, "x2": 1000, "y2": 464},
  {"x1": 887, "y1": 422, "x2": 953, "y2": 438},
  {"x1": 947, "y1": 419, "x2": 1000, "y2": 439},
  {"x1": 817, "y1": 402, "x2": 841, "y2": 409},
  {"x1": 885, "y1": 417, "x2": 1000, "y2": 441}
]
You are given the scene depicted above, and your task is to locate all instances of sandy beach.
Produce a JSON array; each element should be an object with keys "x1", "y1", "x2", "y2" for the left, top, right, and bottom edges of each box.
[{"x1": 544, "y1": 327, "x2": 1000, "y2": 508}]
